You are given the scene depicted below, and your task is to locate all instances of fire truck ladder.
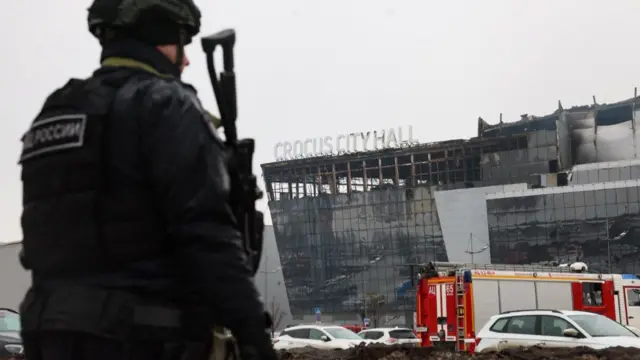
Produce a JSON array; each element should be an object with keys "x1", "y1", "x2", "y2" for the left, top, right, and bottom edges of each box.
[
  {"x1": 454, "y1": 269, "x2": 467, "y2": 352},
  {"x1": 430, "y1": 262, "x2": 585, "y2": 274}
]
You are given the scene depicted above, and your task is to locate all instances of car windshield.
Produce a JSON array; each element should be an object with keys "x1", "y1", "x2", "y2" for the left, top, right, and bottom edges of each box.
[
  {"x1": 568, "y1": 314, "x2": 636, "y2": 337},
  {"x1": 0, "y1": 310, "x2": 20, "y2": 332},
  {"x1": 324, "y1": 327, "x2": 363, "y2": 340}
]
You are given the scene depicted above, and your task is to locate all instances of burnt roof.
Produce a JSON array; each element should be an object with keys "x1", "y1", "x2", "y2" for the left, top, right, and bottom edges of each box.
[{"x1": 261, "y1": 135, "x2": 520, "y2": 173}]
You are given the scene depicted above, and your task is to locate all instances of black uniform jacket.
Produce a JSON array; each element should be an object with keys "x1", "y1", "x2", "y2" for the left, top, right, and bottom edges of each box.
[{"x1": 21, "y1": 38, "x2": 264, "y2": 336}]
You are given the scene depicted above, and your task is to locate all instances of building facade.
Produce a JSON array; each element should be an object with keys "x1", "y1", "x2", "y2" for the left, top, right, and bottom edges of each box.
[
  {"x1": 255, "y1": 226, "x2": 293, "y2": 329},
  {"x1": 487, "y1": 163, "x2": 640, "y2": 274},
  {"x1": 262, "y1": 94, "x2": 640, "y2": 322}
]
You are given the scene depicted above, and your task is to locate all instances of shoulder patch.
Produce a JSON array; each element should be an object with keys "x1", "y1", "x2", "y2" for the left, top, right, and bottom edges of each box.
[{"x1": 20, "y1": 114, "x2": 87, "y2": 162}]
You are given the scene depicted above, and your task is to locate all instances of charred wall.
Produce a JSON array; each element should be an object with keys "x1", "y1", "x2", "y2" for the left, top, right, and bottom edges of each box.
[
  {"x1": 269, "y1": 186, "x2": 447, "y2": 316},
  {"x1": 480, "y1": 126, "x2": 559, "y2": 185},
  {"x1": 482, "y1": 98, "x2": 640, "y2": 169},
  {"x1": 565, "y1": 104, "x2": 639, "y2": 164}
]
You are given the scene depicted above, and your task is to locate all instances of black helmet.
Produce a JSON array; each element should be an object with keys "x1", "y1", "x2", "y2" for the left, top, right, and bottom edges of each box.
[{"x1": 88, "y1": 0, "x2": 201, "y2": 44}]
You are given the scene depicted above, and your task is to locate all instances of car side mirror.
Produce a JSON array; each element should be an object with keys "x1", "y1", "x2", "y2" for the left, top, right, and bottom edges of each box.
[
  {"x1": 320, "y1": 335, "x2": 330, "y2": 342},
  {"x1": 563, "y1": 328, "x2": 580, "y2": 338}
]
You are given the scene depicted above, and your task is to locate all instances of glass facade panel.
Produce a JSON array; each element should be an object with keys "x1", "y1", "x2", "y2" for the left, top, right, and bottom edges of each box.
[
  {"x1": 487, "y1": 185, "x2": 640, "y2": 272},
  {"x1": 270, "y1": 187, "x2": 447, "y2": 315}
]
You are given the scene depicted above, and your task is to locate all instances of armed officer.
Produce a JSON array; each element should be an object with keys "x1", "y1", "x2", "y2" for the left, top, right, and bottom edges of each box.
[{"x1": 18, "y1": 1, "x2": 277, "y2": 360}]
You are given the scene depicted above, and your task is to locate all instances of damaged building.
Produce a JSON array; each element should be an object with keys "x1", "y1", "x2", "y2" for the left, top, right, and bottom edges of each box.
[{"x1": 261, "y1": 92, "x2": 640, "y2": 322}]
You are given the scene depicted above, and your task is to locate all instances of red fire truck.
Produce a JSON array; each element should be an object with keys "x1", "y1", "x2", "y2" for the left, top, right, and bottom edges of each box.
[
  {"x1": 413, "y1": 262, "x2": 640, "y2": 352},
  {"x1": 342, "y1": 324, "x2": 367, "y2": 333}
]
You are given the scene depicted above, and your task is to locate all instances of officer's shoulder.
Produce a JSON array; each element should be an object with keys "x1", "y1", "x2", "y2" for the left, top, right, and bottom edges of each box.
[
  {"x1": 91, "y1": 66, "x2": 181, "y2": 99},
  {"x1": 43, "y1": 78, "x2": 88, "y2": 100},
  {"x1": 135, "y1": 76, "x2": 201, "y2": 110},
  {"x1": 41, "y1": 77, "x2": 115, "y2": 112},
  {"x1": 143, "y1": 76, "x2": 188, "y2": 95}
]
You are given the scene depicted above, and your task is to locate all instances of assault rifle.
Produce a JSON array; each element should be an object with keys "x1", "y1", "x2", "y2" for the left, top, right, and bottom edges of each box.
[{"x1": 201, "y1": 29, "x2": 264, "y2": 274}]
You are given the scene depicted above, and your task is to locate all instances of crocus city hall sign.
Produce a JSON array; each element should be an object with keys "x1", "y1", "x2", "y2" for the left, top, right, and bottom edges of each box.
[{"x1": 274, "y1": 125, "x2": 417, "y2": 161}]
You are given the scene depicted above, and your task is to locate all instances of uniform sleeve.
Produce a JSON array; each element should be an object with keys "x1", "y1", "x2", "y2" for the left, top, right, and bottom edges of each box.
[{"x1": 138, "y1": 81, "x2": 264, "y2": 328}]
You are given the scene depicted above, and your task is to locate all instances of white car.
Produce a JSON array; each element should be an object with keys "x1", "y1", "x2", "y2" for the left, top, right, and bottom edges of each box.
[
  {"x1": 475, "y1": 309, "x2": 640, "y2": 353},
  {"x1": 627, "y1": 326, "x2": 640, "y2": 336},
  {"x1": 273, "y1": 325, "x2": 372, "y2": 350},
  {"x1": 357, "y1": 327, "x2": 421, "y2": 346}
]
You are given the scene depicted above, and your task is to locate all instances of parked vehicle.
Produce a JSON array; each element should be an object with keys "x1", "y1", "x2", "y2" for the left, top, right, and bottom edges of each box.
[
  {"x1": 273, "y1": 324, "x2": 372, "y2": 350},
  {"x1": 626, "y1": 325, "x2": 640, "y2": 336},
  {"x1": 413, "y1": 261, "x2": 640, "y2": 352},
  {"x1": 357, "y1": 327, "x2": 421, "y2": 346},
  {"x1": 0, "y1": 309, "x2": 23, "y2": 359},
  {"x1": 474, "y1": 309, "x2": 640, "y2": 353}
]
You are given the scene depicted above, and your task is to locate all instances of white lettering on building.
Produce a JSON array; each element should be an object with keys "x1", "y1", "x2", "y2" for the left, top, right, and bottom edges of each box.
[{"x1": 273, "y1": 125, "x2": 417, "y2": 161}]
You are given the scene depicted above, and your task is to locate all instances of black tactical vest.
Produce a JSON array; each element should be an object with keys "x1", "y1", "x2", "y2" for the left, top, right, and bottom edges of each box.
[{"x1": 19, "y1": 73, "x2": 165, "y2": 275}]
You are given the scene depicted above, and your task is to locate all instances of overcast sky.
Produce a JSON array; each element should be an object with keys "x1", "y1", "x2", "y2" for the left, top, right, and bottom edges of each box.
[{"x1": 2, "y1": 0, "x2": 640, "y2": 242}]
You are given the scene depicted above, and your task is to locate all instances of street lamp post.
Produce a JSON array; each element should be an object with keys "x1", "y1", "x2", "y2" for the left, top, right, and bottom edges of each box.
[
  {"x1": 605, "y1": 218, "x2": 629, "y2": 273},
  {"x1": 606, "y1": 220, "x2": 611, "y2": 273},
  {"x1": 464, "y1": 233, "x2": 489, "y2": 263}
]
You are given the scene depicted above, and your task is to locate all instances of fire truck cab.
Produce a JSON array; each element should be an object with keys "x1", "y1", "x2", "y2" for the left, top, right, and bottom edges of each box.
[
  {"x1": 617, "y1": 274, "x2": 640, "y2": 329},
  {"x1": 342, "y1": 324, "x2": 367, "y2": 333},
  {"x1": 414, "y1": 262, "x2": 640, "y2": 352}
]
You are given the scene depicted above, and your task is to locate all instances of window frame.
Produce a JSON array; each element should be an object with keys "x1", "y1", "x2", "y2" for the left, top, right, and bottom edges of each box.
[
  {"x1": 489, "y1": 318, "x2": 510, "y2": 333},
  {"x1": 504, "y1": 315, "x2": 538, "y2": 335},
  {"x1": 363, "y1": 331, "x2": 384, "y2": 340},
  {"x1": 539, "y1": 315, "x2": 582, "y2": 337},
  {"x1": 309, "y1": 328, "x2": 328, "y2": 341},
  {"x1": 626, "y1": 289, "x2": 640, "y2": 307},
  {"x1": 284, "y1": 328, "x2": 311, "y2": 339},
  {"x1": 0, "y1": 310, "x2": 20, "y2": 333},
  {"x1": 389, "y1": 329, "x2": 417, "y2": 339},
  {"x1": 491, "y1": 314, "x2": 588, "y2": 338},
  {"x1": 582, "y1": 282, "x2": 604, "y2": 306}
]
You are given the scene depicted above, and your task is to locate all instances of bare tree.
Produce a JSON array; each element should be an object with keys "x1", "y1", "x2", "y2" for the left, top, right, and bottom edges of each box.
[
  {"x1": 383, "y1": 315, "x2": 400, "y2": 325},
  {"x1": 268, "y1": 297, "x2": 286, "y2": 336},
  {"x1": 362, "y1": 293, "x2": 387, "y2": 328}
]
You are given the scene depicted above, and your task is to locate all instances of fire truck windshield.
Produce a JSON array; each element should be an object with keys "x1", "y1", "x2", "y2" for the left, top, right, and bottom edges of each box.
[{"x1": 568, "y1": 314, "x2": 637, "y2": 338}]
